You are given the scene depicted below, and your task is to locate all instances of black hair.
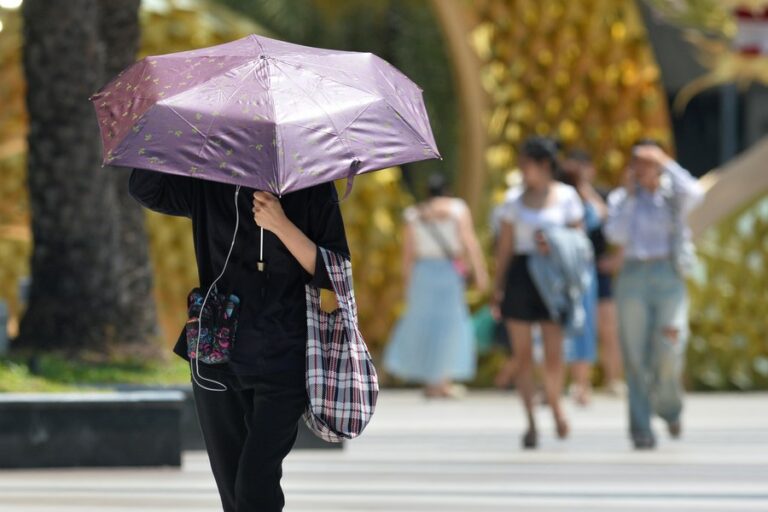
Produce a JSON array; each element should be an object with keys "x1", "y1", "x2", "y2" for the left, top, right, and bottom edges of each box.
[
  {"x1": 564, "y1": 148, "x2": 592, "y2": 164},
  {"x1": 521, "y1": 136, "x2": 561, "y2": 175},
  {"x1": 426, "y1": 173, "x2": 449, "y2": 198}
]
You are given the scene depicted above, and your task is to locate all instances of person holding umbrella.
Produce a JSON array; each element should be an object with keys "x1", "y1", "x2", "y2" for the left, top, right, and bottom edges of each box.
[
  {"x1": 95, "y1": 35, "x2": 440, "y2": 512},
  {"x1": 129, "y1": 170, "x2": 346, "y2": 511}
]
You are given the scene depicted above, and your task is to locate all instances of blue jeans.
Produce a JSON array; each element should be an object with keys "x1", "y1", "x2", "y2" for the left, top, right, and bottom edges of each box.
[{"x1": 615, "y1": 259, "x2": 688, "y2": 439}]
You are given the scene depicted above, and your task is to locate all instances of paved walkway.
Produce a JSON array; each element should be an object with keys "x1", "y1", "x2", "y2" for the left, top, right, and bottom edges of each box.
[{"x1": 0, "y1": 391, "x2": 767, "y2": 511}]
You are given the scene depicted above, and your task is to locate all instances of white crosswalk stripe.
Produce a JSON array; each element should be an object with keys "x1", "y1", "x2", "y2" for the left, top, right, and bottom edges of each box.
[{"x1": 0, "y1": 391, "x2": 766, "y2": 511}]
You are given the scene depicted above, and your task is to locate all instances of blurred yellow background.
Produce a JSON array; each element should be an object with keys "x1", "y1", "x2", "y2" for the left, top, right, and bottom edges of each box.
[{"x1": 1, "y1": 0, "x2": 766, "y2": 389}]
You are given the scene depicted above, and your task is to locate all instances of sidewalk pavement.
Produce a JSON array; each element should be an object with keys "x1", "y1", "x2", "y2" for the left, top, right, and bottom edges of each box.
[{"x1": 0, "y1": 390, "x2": 766, "y2": 511}]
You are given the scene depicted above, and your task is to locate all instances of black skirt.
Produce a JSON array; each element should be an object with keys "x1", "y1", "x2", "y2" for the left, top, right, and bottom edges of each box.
[{"x1": 500, "y1": 254, "x2": 552, "y2": 322}]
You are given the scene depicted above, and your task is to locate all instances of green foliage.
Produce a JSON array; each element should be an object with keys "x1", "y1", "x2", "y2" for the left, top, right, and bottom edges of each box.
[
  {"x1": 0, "y1": 360, "x2": 77, "y2": 392},
  {"x1": 0, "y1": 354, "x2": 190, "y2": 391},
  {"x1": 687, "y1": 195, "x2": 768, "y2": 391},
  {"x1": 212, "y1": 0, "x2": 459, "y2": 199},
  {"x1": 469, "y1": 348, "x2": 510, "y2": 388},
  {"x1": 389, "y1": 0, "x2": 459, "y2": 196}
]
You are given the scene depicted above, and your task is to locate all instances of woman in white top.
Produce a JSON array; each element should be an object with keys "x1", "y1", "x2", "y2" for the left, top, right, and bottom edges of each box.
[
  {"x1": 385, "y1": 174, "x2": 489, "y2": 398},
  {"x1": 492, "y1": 137, "x2": 584, "y2": 448}
]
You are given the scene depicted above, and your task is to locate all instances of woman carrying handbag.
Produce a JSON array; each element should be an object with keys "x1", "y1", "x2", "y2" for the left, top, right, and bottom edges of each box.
[{"x1": 384, "y1": 174, "x2": 489, "y2": 398}]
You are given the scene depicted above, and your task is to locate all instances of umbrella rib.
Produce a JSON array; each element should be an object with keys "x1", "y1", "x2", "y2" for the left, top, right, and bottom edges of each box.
[
  {"x1": 384, "y1": 104, "x2": 433, "y2": 155},
  {"x1": 260, "y1": 59, "x2": 281, "y2": 194},
  {"x1": 247, "y1": 35, "x2": 280, "y2": 191},
  {"x1": 163, "y1": 104, "x2": 208, "y2": 138},
  {"x1": 189, "y1": 61, "x2": 267, "y2": 163},
  {"x1": 336, "y1": 102, "x2": 375, "y2": 137},
  {"x1": 279, "y1": 120, "x2": 338, "y2": 137},
  {"x1": 209, "y1": 60, "x2": 282, "y2": 194},
  {"x1": 276, "y1": 60, "x2": 369, "y2": 93},
  {"x1": 270, "y1": 59, "x2": 356, "y2": 163},
  {"x1": 134, "y1": 60, "x2": 151, "y2": 97},
  {"x1": 373, "y1": 66, "x2": 428, "y2": 142},
  {"x1": 120, "y1": 59, "x2": 266, "y2": 165},
  {"x1": 270, "y1": 57, "x2": 380, "y2": 103},
  {"x1": 250, "y1": 33, "x2": 268, "y2": 56}
]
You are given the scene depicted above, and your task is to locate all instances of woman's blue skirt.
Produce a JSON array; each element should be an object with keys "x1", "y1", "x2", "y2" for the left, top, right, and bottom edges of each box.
[{"x1": 384, "y1": 259, "x2": 476, "y2": 384}]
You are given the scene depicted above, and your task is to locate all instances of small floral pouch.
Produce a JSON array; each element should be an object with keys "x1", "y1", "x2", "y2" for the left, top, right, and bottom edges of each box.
[{"x1": 185, "y1": 287, "x2": 240, "y2": 364}]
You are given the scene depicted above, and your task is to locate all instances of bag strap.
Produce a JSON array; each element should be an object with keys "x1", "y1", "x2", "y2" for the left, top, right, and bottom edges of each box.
[
  {"x1": 418, "y1": 209, "x2": 460, "y2": 260},
  {"x1": 319, "y1": 248, "x2": 352, "y2": 296},
  {"x1": 318, "y1": 248, "x2": 359, "y2": 319}
]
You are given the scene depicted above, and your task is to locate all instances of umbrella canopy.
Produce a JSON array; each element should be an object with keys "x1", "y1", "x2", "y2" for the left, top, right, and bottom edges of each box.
[{"x1": 91, "y1": 34, "x2": 440, "y2": 195}]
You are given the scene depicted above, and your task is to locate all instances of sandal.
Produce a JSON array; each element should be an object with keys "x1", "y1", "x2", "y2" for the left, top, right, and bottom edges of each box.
[
  {"x1": 522, "y1": 429, "x2": 538, "y2": 449},
  {"x1": 555, "y1": 416, "x2": 570, "y2": 440}
]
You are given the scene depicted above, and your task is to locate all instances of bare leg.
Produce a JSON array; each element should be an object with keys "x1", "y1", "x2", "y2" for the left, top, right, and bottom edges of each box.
[
  {"x1": 506, "y1": 320, "x2": 536, "y2": 447},
  {"x1": 570, "y1": 361, "x2": 592, "y2": 406},
  {"x1": 598, "y1": 299, "x2": 624, "y2": 390},
  {"x1": 541, "y1": 321, "x2": 568, "y2": 438},
  {"x1": 494, "y1": 357, "x2": 518, "y2": 389}
]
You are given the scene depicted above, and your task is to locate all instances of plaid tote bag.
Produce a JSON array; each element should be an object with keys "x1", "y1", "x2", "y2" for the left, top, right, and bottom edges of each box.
[{"x1": 303, "y1": 247, "x2": 379, "y2": 442}]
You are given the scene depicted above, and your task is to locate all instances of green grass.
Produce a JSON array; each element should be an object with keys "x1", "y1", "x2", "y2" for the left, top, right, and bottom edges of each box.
[
  {"x1": 0, "y1": 354, "x2": 190, "y2": 392},
  {"x1": 0, "y1": 360, "x2": 78, "y2": 392}
]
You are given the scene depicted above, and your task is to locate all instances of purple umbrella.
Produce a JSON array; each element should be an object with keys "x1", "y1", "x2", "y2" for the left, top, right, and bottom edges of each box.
[{"x1": 91, "y1": 34, "x2": 440, "y2": 195}]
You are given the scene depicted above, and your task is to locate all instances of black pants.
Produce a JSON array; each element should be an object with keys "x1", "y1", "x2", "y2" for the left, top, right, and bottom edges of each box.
[{"x1": 192, "y1": 364, "x2": 307, "y2": 512}]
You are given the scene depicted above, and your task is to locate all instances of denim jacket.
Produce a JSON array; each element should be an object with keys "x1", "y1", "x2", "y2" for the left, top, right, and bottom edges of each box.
[{"x1": 527, "y1": 226, "x2": 594, "y2": 336}]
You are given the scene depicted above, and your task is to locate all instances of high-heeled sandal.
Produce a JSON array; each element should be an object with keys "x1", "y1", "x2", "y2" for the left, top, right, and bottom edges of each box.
[{"x1": 522, "y1": 429, "x2": 538, "y2": 449}]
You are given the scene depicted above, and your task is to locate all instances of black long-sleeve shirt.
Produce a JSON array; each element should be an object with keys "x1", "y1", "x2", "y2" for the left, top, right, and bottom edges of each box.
[{"x1": 128, "y1": 169, "x2": 349, "y2": 375}]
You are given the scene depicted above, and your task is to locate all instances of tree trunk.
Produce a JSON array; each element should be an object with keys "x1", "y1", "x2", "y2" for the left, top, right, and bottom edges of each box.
[
  {"x1": 99, "y1": 0, "x2": 161, "y2": 356},
  {"x1": 16, "y1": 0, "x2": 161, "y2": 358}
]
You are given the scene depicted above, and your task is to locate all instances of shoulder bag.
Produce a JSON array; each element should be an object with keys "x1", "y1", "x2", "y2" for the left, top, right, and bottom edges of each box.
[{"x1": 303, "y1": 248, "x2": 379, "y2": 442}]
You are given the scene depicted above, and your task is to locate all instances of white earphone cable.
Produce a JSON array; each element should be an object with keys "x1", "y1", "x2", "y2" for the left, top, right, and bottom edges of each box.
[
  {"x1": 190, "y1": 185, "x2": 241, "y2": 393},
  {"x1": 259, "y1": 226, "x2": 264, "y2": 263}
]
